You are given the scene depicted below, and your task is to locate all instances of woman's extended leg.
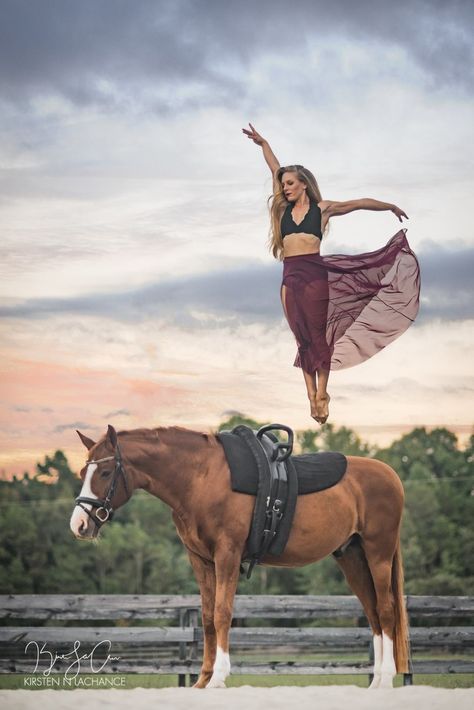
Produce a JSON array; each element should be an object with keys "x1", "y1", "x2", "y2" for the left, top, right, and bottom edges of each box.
[
  {"x1": 316, "y1": 367, "x2": 330, "y2": 423},
  {"x1": 281, "y1": 283, "x2": 319, "y2": 421},
  {"x1": 302, "y1": 368, "x2": 319, "y2": 421},
  {"x1": 306, "y1": 274, "x2": 331, "y2": 424}
]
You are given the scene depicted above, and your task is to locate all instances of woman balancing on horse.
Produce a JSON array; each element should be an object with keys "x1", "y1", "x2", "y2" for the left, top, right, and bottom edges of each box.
[{"x1": 242, "y1": 123, "x2": 420, "y2": 424}]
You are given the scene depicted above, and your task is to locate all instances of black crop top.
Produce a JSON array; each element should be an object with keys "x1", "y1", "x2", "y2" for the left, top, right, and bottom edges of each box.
[{"x1": 281, "y1": 199, "x2": 322, "y2": 240}]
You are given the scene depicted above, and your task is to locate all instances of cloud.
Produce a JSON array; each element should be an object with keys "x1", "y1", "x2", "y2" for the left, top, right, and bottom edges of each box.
[
  {"x1": 417, "y1": 242, "x2": 474, "y2": 321},
  {"x1": 105, "y1": 409, "x2": 131, "y2": 418},
  {"x1": 0, "y1": 0, "x2": 243, "y2": 112},
  {"x1": 53, "y1": 421, "x2": 96, "y2": 434},
  {"x1": 0, "y1": 242, "x2": 472, "y2": 324},
  {"x1": 0, "y1": 261, "x2": 282, "y2": 323},
  {"x1": 0, "y1": 0, "x2": 472, "y2": 115},
  {"x1": 336, "y1": 378, "x2": 474, "y2": 399},
  {"x1": 12, "y1": 404, "x2": 53, "y2": 413}
]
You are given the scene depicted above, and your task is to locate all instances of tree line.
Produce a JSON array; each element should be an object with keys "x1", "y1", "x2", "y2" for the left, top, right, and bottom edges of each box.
[{"x1": 0, "y1": 417, "x2": 472, "y2": 596}]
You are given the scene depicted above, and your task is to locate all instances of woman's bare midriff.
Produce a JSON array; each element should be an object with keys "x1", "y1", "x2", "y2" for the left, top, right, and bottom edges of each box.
[{"x1": 282, "y1": 232, "x2": 321, "y2": 257}]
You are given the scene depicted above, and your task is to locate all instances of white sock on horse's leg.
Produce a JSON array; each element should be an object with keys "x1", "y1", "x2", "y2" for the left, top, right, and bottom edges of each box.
[
  {"x1": 379, "y1": 632, "x2": 397, "y2": 688},
  {"x1": 206, "y1": 646, "x2": 230, "y2": 688},
  {"x1": 368, "y1": 633, "x2": 382, "y2": 689}
]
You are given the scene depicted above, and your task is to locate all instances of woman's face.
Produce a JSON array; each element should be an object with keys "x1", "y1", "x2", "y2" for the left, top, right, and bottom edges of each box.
[{"x1": 281, "y1": 171, "x2": 306, "y2": 202}]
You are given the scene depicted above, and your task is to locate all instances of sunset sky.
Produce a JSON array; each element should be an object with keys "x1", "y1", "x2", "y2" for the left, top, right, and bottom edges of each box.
[{"x1": 1, "y1": 0, "x2": 473, "y2": 476}]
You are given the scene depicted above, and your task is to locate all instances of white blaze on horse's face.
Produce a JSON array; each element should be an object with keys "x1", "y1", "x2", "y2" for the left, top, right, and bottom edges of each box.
[{"x1": 69, "y1": 463, "x2": 98, "y2": 538}]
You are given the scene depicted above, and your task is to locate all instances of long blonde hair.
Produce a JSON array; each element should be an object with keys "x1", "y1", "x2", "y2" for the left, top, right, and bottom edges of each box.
[{"x1": 268, "y1": 165, "x2": 325, "y2": 261}]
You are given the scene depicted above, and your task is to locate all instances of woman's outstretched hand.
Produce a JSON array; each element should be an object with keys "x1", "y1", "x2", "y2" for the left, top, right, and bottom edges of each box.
[
  {"x1": 392, "y1": 206, "x2": 409, "y2": 222},
  {"x1": 243, "y1": 123, "x2": 280, "y2": 173},
  {"x1": 242, "y1": 122, "x2": 266, "y2": 146}
]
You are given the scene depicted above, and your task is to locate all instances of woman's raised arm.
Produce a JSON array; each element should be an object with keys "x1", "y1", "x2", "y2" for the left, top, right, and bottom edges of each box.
[{"x1": 242, "y1": 122, "x2": 280, "y2": 175}]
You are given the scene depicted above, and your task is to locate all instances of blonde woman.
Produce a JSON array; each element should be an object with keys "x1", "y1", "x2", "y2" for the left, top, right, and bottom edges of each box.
[{"x1": 243, "y1": 123, "x2": 420, "y2": 423}]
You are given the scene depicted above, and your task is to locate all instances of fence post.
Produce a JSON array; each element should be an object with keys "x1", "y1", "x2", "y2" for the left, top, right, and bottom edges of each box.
[
  {"x1": 178, "y1": 609, "x2": 187, "y2": 687},
  {"x1": 188, "y1": 608, "x2": 200, "y2": 686},
  {"x1": 404, "y1": 596, "x2": 414, "y2": 685},
  {"x1": 178, "y1": 607, "x2": 199, "y2": 686}
]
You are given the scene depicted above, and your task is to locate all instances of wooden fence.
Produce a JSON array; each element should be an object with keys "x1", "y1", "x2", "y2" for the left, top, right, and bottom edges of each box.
[{"x1": 1, "y1": 595, "x2": 473, "y2": 686}]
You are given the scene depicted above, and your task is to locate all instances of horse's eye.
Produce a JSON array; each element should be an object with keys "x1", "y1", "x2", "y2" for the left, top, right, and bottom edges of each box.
[{"x1": 100, "y1": 469, "x2": 112, "y2": 479}]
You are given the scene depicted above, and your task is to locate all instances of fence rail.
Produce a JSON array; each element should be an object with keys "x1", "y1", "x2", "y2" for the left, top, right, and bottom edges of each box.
[
  {"x1": 2, "y1": 594, "x2": 473, "y2": 619},
  {"x1": 1, "y1": 625, "x2": 472, "y2": 649},
  {"x1": 1, "y1": 595, "x2": 473, "y2": 685}
]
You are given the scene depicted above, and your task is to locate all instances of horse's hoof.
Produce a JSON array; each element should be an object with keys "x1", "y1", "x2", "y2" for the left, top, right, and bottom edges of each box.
[
  {"x1": 378, "y1": 674, "x2": 394, "y2": 689},
  {"x1": 205, "y1": 678, "x2": 226, "y2": 688},
  {"x1": 192, "y1": 671, "x2": 213, "y2": 688},
  {"x1": 195, "y1": 671, "x2": 213, "y2": 688}
]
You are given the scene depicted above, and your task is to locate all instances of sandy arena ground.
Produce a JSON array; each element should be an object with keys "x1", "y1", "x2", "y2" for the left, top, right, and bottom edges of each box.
[{"x1": 2, "y1": 686, "x2": 474, "y2": 710}]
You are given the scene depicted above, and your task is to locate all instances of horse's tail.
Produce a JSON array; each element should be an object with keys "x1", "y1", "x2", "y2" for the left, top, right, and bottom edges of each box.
[{"x1": 392, "y1": 539, "x2": 410, "y2": 673}]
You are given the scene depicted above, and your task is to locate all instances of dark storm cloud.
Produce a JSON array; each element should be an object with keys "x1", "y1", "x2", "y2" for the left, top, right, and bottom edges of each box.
[
  {"x1": 0, "y1": 243, "x2": 472, "y2": 325},
  {"x1": 0, "y1": 261, "x2": 282, "y2": 324},
  {"x1": 416, "y1": 242, "x2": 474, "y2": 322},
  {"x1": 0, "y1": 0, "x2": 472, "y2": 112},
  {"x1": 0, "y1": 0, "x2": 244, "y2": 111}
]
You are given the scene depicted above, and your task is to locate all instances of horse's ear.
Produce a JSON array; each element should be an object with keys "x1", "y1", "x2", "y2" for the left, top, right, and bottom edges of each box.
[
  {"x1": 76, "y1": 430, "x2": 96, "y2": 450},
  {"x1": 106, "y1": 424, "x2": 118, "y2": 448}
]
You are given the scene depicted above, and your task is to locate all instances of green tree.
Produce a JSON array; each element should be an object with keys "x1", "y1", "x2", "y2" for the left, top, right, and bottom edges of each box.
[{"x1": 0, "y1": 423, "x2": 472, "y2": 596}]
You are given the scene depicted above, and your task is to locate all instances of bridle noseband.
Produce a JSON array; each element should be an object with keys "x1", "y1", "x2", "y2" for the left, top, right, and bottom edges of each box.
[{"x1": 75, "y1": 439, "x2": 130, "y2": 530}]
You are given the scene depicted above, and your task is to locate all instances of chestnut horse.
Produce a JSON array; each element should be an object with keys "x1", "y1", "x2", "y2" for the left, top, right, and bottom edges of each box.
[{"x1": 70, "y1": 424, "x2": 409, "y2": 689}]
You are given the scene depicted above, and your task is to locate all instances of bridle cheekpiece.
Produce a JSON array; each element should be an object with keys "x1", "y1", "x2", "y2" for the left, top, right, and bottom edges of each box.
[{"x1": 75, "y1": 438, "x2": 130, "y2": 530}]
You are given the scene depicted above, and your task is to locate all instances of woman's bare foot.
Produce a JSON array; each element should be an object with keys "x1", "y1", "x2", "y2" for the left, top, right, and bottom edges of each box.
[
  {"x1": 316, "y1": 393, "x2": 330, "y2": 424},
  {"x1": 308, "y1": 393, "x2": 320, "y2": 422}
]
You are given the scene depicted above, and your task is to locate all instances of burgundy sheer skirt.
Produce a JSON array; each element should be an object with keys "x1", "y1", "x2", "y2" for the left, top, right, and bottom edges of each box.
[{"x1": 281, "y1": 229, "x2": 420, "y2": 374}]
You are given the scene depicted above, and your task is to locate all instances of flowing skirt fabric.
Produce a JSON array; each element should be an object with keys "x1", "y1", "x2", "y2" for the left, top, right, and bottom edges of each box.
[{"x1": 281, "y1": 229, "x2": 420, "y2": 374}]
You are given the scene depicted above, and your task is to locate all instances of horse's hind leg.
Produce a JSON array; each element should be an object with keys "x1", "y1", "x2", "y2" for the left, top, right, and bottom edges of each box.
[
  {"x1": 362, "y1": 537, "x2": 400, "y2": 689},
  {"x1": 334, "y1": 538, "x2": 383, "y2": 688}
]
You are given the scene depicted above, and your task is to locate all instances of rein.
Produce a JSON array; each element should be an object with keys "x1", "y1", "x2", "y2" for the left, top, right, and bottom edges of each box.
[{"x1": 75, "y1": 439, "x2": 130, "y2": 530}]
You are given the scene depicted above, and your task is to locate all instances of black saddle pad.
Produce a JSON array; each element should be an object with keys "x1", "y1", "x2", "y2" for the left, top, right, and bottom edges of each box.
[
  {"x1": 216, "y1": 432, "x2": 347, "y2": 495},
  {"x1": 292, "y1": 451, "x2": 347, "y2": 493}
]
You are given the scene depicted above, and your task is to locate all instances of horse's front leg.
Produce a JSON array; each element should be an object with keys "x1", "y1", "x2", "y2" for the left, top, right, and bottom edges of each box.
[
  {"x1": 186, "y1": 549, "x2": 217, "y2": 689},
  {"x1": 206, "y1": 545, "x2": 241, "y2": 689}
]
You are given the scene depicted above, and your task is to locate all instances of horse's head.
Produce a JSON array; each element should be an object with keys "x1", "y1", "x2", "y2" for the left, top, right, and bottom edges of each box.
[{"x1": 70, "y1": 424, "x2": 133, "y2": 540}]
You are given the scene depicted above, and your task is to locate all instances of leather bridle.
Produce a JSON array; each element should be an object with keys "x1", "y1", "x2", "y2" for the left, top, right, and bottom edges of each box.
[{"x1": 75, "y1": 439, "x2": 130, "y2": 530}]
